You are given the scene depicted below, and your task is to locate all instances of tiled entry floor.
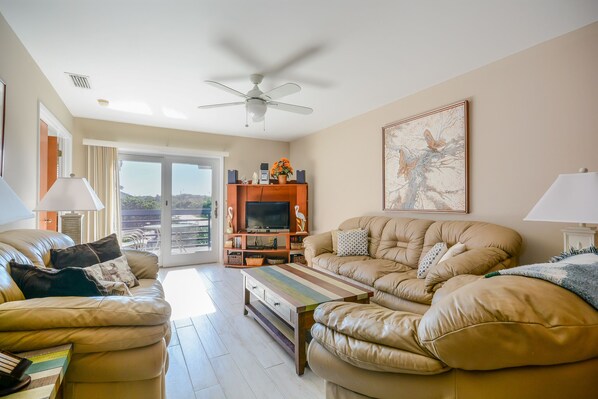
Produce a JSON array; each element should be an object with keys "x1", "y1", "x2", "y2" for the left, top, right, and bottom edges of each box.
[{"x1": 159, "y1": 264, "x2": 326, "y2": 399}]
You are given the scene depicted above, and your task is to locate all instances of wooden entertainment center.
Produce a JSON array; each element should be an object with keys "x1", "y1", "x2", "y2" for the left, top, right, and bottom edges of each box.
[{"x1": 224, "y1": 183, "x2": 308, "y2": 268}]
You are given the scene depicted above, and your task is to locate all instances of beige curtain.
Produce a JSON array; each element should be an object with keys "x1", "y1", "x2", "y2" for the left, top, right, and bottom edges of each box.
[{"x1": 86, "y1": 146, "x2": 121, "y2": 242}]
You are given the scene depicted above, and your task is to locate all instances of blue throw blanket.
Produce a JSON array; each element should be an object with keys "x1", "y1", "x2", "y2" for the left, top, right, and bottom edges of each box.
[{"x1": 486, "y1": 262, "x2": 598, "y2": 310}]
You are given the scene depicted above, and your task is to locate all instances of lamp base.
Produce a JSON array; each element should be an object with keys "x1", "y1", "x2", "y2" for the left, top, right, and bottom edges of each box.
[
  {"x1": 562, "y1": 226, "x2": 597, "y2": 251},
  {"x1": 61, "y1": 212, "x2": 84, "y2": 244}
]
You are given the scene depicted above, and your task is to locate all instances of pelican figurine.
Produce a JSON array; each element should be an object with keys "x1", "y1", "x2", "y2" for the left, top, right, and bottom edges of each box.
[
  {"x1": 226, "y1": 206, "x2": 234, "y2": 234},
  {"x1": 295, "y1": 205, "x2": 306, "y2": 232}
]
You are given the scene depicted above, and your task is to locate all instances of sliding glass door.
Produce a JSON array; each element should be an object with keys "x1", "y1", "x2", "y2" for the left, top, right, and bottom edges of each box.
[{"x1": 119, "y1": 154, "x2": 220, "y2": 267}]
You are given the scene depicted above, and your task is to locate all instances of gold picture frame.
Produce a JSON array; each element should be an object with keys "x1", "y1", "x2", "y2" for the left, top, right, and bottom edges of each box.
[{"x1": 383, "y1": 100, "x2": 468, "y2": 213}]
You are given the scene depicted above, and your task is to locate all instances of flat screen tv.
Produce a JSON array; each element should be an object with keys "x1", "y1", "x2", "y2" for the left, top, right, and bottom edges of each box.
[{"x1": 246, "y1": 201, "x2": 290, "y2": 232}]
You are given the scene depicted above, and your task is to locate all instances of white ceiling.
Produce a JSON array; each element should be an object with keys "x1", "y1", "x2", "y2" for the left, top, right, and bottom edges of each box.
[{"x1": 1, "y1": 1, "x2": 597, "y2": 141}]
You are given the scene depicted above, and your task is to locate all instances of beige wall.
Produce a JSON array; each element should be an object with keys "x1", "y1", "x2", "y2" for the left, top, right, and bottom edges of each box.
[
  {"x1": 73, "y1": 118, "x2": 289, "y2": 187},
  {"x1": 291, "y1": 22, "x2": 598, "y2": 264},
  {"x1": 0, "y1": 13, "x2": 74, "y2": 230}
]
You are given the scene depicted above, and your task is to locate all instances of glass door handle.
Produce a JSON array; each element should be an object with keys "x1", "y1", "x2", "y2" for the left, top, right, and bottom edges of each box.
[{"x1": 214, "y1": 200, "x2": 218, "y2": 219}]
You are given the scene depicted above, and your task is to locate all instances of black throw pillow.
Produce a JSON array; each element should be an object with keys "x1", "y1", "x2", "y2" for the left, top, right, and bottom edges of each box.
[
  {"x1": 51, "y1": 234, "x2": 122, "y2": 269},
  {"x1": 9, "y1": 261, "x2": 107, "y2": 299}
]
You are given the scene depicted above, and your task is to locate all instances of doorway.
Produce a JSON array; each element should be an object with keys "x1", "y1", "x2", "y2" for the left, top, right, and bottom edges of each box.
[
  {"x1": 38, "y1": 103, "x2": 72, "y2": 231},
  {"x1": 119, "y1": 153, "x2": 221, "y2": 267}
]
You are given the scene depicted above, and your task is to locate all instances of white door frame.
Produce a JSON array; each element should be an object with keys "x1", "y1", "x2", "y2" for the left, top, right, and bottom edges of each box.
[
  {"x1": 37, "y1": 102, "x2": 72, "y2": 230},
  {"x1": 119, "y1": 152, "x2": 223, "y2": 267}
]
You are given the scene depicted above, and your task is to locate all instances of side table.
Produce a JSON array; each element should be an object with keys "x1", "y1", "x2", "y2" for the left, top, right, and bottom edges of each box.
[{"x1": 6, "y1": 344, "x2": 72, "y2": 399}]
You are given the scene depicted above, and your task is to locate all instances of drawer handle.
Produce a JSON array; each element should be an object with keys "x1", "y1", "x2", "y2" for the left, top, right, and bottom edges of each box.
[
  {"x1": 273, "y1": 302, "x2": 280, "y2": 306},
  {"x1": 251, "y1": 286, "x2": 258, "y2": 289}
]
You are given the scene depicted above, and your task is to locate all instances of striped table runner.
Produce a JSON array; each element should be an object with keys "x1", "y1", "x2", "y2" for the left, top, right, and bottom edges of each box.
[
  {"x1": 244, "y1": 263, "x2": 373, "y2": 312},
  {"x1": 9, "y1": 344, "x2": 72, "y2": 399}
]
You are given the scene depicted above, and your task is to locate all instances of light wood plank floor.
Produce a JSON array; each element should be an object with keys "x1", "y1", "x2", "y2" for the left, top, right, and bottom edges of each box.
[{"x1": 158, "y1": 263, "x2": 326, "y2": 399}]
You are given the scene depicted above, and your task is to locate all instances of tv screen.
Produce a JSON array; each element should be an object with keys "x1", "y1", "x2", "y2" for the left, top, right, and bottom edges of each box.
[{"x1": 246, "y1": 202, "x2": 290, "y2": 232}]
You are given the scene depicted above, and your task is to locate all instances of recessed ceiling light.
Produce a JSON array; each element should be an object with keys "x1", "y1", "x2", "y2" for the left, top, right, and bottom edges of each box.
[{"x1": 97, "y1": 99, "x2": 109, "y2": 107}]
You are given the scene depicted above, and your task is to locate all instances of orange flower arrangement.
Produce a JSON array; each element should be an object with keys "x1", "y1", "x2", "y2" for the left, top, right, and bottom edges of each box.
[{"x1": 270, "y1": 157, "x2": 294, "y2": 178}]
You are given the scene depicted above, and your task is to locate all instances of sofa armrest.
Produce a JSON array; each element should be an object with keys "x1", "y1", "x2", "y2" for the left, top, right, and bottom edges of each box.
[
  {"x1": 311, "y1": 302, "x2": 447, "y2": 374},
  {"x1": 431, "y1": 274, "x2": 482, "y2": 305},
  {"x1": 303, "y1": 232, "x2": 333, "y2": 266},
  {"x1": 123, "y1": 249, "x2": 159, "y2": 279},
  {"x1": 424, "y1": 247, "x2": 510, "y2": 291},
  {"x1": 0, "y1": 295, "x2": 171, "y2": 331}
]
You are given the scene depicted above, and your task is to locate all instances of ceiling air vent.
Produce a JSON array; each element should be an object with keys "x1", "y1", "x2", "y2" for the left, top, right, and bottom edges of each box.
[{"x1": 65, "y1": 72, "x2": 91, "y2": 89}]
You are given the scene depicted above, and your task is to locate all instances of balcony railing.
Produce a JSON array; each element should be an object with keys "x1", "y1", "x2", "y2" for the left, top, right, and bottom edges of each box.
[{"x1": 121, "y1": 208, "x2": 211, "y2": 253}]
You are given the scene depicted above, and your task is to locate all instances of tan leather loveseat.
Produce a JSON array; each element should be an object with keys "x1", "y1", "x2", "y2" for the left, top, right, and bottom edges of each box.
[
  {"x1": 0, "y1": 229, "x2": 171, "y2": 399},
  {"x1": 303, "y1": 216, "x2": 522, "y2": 313}
]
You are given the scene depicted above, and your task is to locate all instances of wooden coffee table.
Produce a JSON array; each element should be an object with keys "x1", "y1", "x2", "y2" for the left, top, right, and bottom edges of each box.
[{"x1": 241, "y1": 263, "x2": 373, "y2": 375}]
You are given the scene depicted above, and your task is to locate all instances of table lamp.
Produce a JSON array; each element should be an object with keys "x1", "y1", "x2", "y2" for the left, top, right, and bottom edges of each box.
[
  {"x1": 524, "y1": 168, "x2": 598, "y2": 250},
  {"x1": 34, "y1": 174, "x2": 104, "y2": 244},
  {"x1": 0, "y1": 176, "x2": 34, "y2": 225}
]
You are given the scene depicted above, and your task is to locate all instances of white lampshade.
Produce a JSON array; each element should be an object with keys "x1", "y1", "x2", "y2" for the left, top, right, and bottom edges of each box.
[
  {"x1": 0, "y1": 176, "x2": 35, "y2": 225},
  {"x1": 524, "y1": 171, "x2": 598, "y2": 224},
  {"x1": 35, "y1": 175, "x2": 104, "y2": 211}
]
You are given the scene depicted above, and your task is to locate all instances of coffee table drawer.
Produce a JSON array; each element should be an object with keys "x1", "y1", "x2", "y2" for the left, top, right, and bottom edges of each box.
[
  {"x1": 246, "y1": 277, "x2": 265, "y2": 300},
  {"x1": 264, "y1": 290, "x2": 292, "y2": 323}
]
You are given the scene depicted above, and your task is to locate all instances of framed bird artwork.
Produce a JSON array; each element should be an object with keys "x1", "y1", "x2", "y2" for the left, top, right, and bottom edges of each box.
[{"x1": 382, "y1": 100, "x2": 468, "y2": 213}]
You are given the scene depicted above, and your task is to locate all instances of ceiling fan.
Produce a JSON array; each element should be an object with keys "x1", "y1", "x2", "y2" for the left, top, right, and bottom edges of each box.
[{"x1": 198, "y1": 74, "x2": 313, "y2": 126}]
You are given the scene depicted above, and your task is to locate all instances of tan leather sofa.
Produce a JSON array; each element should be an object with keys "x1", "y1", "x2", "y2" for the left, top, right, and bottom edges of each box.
[
  {"x1": 307, "y1": 275, "x2": 598, "y2": 399},
  {"x1": 0, "y1": 229, "x2": 171, "y2": 399},
  {"x1": 303, "y1": 216, "x2": 522, "y2": 313}
]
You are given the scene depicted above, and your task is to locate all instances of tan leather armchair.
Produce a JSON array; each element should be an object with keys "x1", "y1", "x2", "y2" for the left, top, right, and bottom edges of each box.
[{"x1": 0, "y1": 229, "x2": 171, "y2": 399}]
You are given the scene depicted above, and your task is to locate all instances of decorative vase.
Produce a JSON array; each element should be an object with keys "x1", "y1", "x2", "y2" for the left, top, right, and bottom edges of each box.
[{"x1": 278, "y1": 175, "x2": 287, "y2": 184}]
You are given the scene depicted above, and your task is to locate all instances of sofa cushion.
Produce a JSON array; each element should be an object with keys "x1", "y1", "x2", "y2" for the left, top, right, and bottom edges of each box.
[
  {"x1": 51, "y1": 234, "x2": 122, "y2": 269},
  {"x1": 339, "y1": 216, "x2": 391, "y2": 256},
  {"x1": 338, "y1": 259, "x2": 410, "y2": 286},
  {"x1": 312, "y1": 253, "x2": 371, "y2": 274},
  {"x1": 375, "y1": 218, "x2": 434, "y2": 267},
  {"x1": 374, "y1": 270, "x2": 433, "y2": 305},
  {"x1": 420, "y1": 221, "x2": 522, "y2": 264},
  {"x1": 85, "y1": 255, "x2": 139, "y2": 288},
  {"x1": 9, "y1": 261, "x2": 107, "y2": 299},
  {"x1": 417, "y1": 242, "x2": 448, "y2": 279},
  {"x1": 0, "y1": 229, "x2": 74, "y2": 267},
  {"x1": 337, "y1": 229, "x2": 369, "y2": 256}
]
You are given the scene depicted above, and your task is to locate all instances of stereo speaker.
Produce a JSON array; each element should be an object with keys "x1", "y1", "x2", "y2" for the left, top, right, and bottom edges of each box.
[
  {"x1": 227, "y1": 170, "x2": 238, "y2": 184},
  {"x1": 297, "y1": 170, "x2": 306, "y2": 183}
]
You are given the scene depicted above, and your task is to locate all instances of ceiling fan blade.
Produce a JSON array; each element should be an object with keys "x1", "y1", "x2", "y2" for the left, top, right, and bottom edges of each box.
[
  {"x1": 261, "y1": 83, "x2": 301, "y2": 100},
  {"x1": 205, "y1": 81, "x2": 248, "y2": 99},
  {"x1": 265, "y1": 45, "x2": 323, "y2": 76},
  {"x1": 197, "y1": 102, "x2": 245, "y2": 109},
  {"x1": 268, "y1": 101, "x2": 313, "y2": 115},
  {"x1": 219, "y1": 38, "x2": 265, "y2": 70}
]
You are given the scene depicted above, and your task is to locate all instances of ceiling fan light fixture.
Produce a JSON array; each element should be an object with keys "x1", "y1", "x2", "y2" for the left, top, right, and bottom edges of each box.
[{"x1": 246, "y1": 98, "x2": 267, "y2": 119}]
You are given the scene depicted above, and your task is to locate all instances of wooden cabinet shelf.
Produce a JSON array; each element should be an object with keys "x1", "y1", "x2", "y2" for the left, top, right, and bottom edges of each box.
[{"x1": 224, "y1": 184, "x2": 308, "y2": 268}]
